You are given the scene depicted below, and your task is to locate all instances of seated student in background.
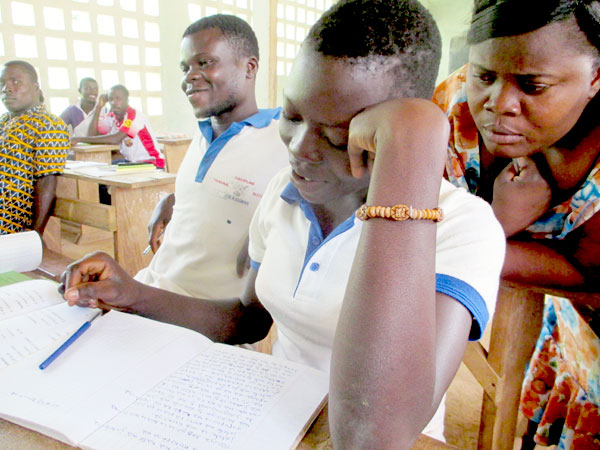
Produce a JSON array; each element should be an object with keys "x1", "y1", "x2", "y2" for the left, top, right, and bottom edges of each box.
[
  {"x1": 71, "y1": 84, "x2": 164, "y2": 168},
  {"x1": 136, "y1": 14, "x2": 288, "y2": 299},
  {"x1": 0, "y1": 60, "x2": 69, "y2": 235},
  {"x1": 59, "y1": 77, "x2": 106, "y2": 138},
  {"x1": 61, "y1": 0, "x2": 505, "y2": 446},
  {"x1": 432, "y1": 0, "x2": 600, "y2": 446}
]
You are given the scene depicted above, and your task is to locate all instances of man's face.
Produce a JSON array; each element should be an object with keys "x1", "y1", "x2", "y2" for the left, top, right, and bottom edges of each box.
[
  {"x1": 0, "y1": 65, "x2": 40, "y2": 116},
  {"x1": 107, "y1": 88, "x2": 128, "y2": 119},
  {"x1": 180, "y1": 28, "x2": 253, "y2": 119},
  {"x1": 79, "y1": 80, "x2": 98, "y2": 105}
]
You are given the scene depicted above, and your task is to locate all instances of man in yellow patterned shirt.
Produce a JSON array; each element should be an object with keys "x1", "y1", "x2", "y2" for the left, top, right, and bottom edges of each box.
[{"x1": 0, "y1": 60, "x2": 69, "y2": 235}]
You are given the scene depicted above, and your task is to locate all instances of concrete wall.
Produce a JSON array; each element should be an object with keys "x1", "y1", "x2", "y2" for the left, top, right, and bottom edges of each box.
[{"x1": 421, "y1": 0, "x2": 473, "y2": 83}]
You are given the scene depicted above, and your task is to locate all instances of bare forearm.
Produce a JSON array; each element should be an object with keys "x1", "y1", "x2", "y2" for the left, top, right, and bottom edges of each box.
[
  {"x1": 75, "y1": 133, "x2": 124, "y2": 145},
  {"x1": 87, "y1": 104, "x2": 105, "y2": 136},
  {"x1": 121, "y1": 281, "x2": 270, "y2": 344},
  {"x1": 502, "y1": 240, "x2": 585, "y2": 287},
  {"x1": 33, "y1": 175, "x2": 57, "y2": 235},
  {"x1": 330, "y1": 99, "x2": 448, "y2": 448}
]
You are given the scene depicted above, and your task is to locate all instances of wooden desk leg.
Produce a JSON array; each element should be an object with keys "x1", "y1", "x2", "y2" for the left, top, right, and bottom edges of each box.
[
  {"x1": 477, "y1": 285, "x2": 544, "y2": 450},
  {"x1": 110, "y1": 183, "x2": 175, "y2": 276},
  {"x1": 163, "y1": 143, "x2": 188, "y2": 174}
]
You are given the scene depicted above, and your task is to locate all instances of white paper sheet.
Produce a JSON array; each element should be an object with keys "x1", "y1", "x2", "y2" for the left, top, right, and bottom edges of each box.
[{"x1": 0, "y1": 231, "x2": 42, "y2": 273}]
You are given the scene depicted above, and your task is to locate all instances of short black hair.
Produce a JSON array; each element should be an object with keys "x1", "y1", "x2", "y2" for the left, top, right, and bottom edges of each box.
[
  {"x1": 78, "y1": 77, "x2": 97, "y2": 90},
  {"x1": 183, "y1": 14, "x2": 259, "y2": 61},
  {"x1": 109, "y1": 84, "x2": 129, "y2": 98},
  {"x1": 468, "y1": 0, "x2": 600, "y2": 63},
  {"x1": 305, "y1": 0, "x2": 441, "y2": 100},
  {"x1": 3, "y1": 60, "x2": 38, "y2": 83}
]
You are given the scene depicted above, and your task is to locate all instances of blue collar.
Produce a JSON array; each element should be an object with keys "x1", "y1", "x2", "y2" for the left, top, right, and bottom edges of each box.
[
  {"x1": 194, "y1": 107, "x2": 281, "y2": 182},
  {"x1": 197, "y1": 107, "x2": 281, "y2": 144}
]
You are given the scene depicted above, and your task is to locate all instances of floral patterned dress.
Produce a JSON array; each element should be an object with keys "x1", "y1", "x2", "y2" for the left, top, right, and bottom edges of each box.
[{"x1": 433, "y1": 65, "x2": 600, "y2": 448}]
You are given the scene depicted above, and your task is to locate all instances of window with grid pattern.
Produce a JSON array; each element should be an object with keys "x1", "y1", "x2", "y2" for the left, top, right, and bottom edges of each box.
[
  {"x1": 187, "y1": 0, "x2": 254, "y2": 27},
  {"x1": 274, "y1": 0, "x2": 333, "y2": 106},
  {"x1": 0, "y1": 0, "x2": 163, "y2": 118}
]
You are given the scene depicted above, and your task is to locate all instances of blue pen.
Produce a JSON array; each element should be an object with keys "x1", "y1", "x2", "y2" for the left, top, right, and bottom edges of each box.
[{"x1": 39, "y1": 311, "x2": 102, "y2": 370}]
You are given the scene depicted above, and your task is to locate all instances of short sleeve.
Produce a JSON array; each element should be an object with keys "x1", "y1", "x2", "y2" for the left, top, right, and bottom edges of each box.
[
  {"x1": 248, "y1": 168, "x2": 290, "y2": 269},
  {"x1": 119, "y1": 111, "x2": 145, "y2": 139},
  {"x1": 435, "y1": 180, "x2": 506, "y2": 340},
  {"x1": 33, "y1": 115, "x2": 69, "y2": 177}
]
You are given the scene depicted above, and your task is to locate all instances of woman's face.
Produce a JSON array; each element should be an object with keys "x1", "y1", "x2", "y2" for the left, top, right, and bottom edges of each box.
[
  {"x1": 466, "y1": 19, "x2": 600, "y2": 159},
  {"x1": 279, "y1": 46, "x2": 393, "y2": 206}
]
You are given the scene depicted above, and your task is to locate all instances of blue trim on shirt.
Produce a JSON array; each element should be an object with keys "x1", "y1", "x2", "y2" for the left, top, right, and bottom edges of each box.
[
  {"x1": 281, "y1": 181, "x2": 357, "y2": 296},
  {"x1": 250, "y1": 259, "x2": 261, "y2": 271},
  {"x1": 436, "y1": 273, "x2": 488, "y2": 340},
  {"x1": 194, "y1": 108, "x2": 281, "y2": 183}
]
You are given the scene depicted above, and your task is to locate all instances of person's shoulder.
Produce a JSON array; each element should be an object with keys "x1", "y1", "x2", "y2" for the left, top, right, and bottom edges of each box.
[
  {"x1": 432, "y1": 64, "x2": 469, "y2": 113},
  {"x1": 439, "y1": 179, "x2": 495, "y2": 221},
  {"x1": 29, "y1": 106, "x2": 69, "y2": 132}
]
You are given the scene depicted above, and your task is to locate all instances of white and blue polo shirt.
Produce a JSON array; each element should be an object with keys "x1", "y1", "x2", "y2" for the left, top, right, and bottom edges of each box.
[
  {"x1": 135, "y1": 108, "x2": 289, "y2": 299},
  {"x1": 249, "y1": 167, "x2": 505, "y2": 372},
  {"x1": 248, "y1": 167, "x2": 505, "y2": 440}
]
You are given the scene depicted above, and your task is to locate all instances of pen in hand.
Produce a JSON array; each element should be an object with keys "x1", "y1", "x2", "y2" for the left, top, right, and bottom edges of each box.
[
  {"x1": 39, "y1": 310, "x2": 102, "y2": 370},
  {"x1": 142, "y1": 229, "x2": 165, "y2": 255}
]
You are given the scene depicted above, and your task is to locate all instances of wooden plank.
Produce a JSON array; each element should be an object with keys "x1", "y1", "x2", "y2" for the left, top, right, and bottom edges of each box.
[
  {"x1": 111, "y1": 182, "x2": 174, "y2": 275},
  {"x1": 53, "y1": 198, "x2": 117, "y2": 232},
  {"x1": 160, "y1": 140, "x2": 190, "y2": 174},
  {"x1": 462, "y1": 342, "x2": 498, "y2": 403},
  {"x1": 61, "y1": 168, "x2": 176, "y2": 189}
]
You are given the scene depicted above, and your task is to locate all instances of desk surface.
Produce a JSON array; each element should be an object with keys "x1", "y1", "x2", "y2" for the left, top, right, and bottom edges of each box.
[
  {"x1": 61, "y1": 167, "x2": 176, "y2": 189},
  {"x1": 0, "y1": 413, "x2": 456, "y2": 450},
  {"x1": 71, "y1": 144, "x2": 120, "y2": 153},
  {"x1": 157, "y1": 136, "x2": 191, "y2": 144}
]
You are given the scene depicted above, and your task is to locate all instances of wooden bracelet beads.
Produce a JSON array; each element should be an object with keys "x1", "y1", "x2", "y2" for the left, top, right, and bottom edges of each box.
[{"x1": 356, "y1": 204, "x2": 444, "y2": 222}]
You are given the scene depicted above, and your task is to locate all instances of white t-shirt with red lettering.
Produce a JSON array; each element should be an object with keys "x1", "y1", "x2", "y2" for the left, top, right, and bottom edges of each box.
[{"x1": 97, "y1": 106, "x2": 164, "y2": 168}]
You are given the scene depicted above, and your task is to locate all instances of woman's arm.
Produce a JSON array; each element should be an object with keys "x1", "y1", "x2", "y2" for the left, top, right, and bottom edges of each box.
[
  {"x1": 503, "y1": 209, "x2": 600, "y2": 288},
  {"x1": 330, "y1": 99, "x2": 473, "y2": 448},
  {"x1": 72, "y1": 131, "x2": 127, "y2": 145},
  {"x1": 61, "y1": 251, "x2": 272, "y2": 344}
]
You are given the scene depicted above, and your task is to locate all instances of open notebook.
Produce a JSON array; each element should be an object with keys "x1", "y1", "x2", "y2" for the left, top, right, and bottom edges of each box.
[{"x1": 0, "y1": 279, "x2": 328, "y2": 450}]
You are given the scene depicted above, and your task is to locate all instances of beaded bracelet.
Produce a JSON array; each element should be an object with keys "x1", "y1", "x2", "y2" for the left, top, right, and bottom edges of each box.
[{"x1": 356, "y1": 204, "x2": 444, "y2": 222}]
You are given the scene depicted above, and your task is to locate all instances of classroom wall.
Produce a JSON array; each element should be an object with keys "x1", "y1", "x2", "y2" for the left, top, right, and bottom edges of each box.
[{"x1": 422, "y1": 0, "x2": 474, "y2": 83}]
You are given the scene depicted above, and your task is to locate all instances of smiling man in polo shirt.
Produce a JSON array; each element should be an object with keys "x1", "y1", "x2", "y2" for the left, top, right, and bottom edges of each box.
[{"x1": 73, "y1": 15, "x2": 287, "y2": 301}]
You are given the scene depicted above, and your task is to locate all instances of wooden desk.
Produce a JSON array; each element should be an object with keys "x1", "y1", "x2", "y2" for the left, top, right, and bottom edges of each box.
[
  {"x1": 157, "y1": 136, "x2": 191, "y2": 174},
  {"x1": 0, "y1": 406, "x2": 457, "y2": 450},
  {"x1": 52, "y1": 168, "x2": 176, "y2": 276},
  {"x1": 70, "y1": 143, "x2": 120, "y2": 164}
]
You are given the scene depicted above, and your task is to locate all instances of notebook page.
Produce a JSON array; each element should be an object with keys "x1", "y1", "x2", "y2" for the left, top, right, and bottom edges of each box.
[
  {"x1": 0, "y1": 279, "x2": 64, "y2": 321},
  {"x1": 0, "y1": 231, "x2": 42, "y2": 273},
  {"x1": 81, "y1": 343, "x2": 328, "y2": 450},
  {"x1": 0, "y1": 302, "x2": 99, "y2": 369},
  {"x1": 0, "y1": 310, "x2": 212, "y2": 446}
]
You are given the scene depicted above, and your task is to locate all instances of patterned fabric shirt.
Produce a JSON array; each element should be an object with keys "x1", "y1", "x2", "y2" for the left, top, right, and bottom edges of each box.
[
  {"x1": 432, "y1": 64, "x2": 600, "y2": 240},
  {"x1": 0, "y1": 105, "x2": 69, "y2": 234}
]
